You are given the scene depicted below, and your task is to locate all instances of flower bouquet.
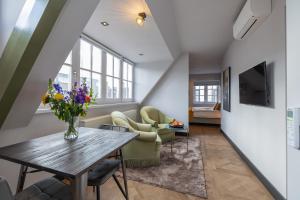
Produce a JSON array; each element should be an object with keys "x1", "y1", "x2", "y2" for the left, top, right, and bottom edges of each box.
[{"x1": 42, "y1": 79, "x2": 94, "y2": 140}]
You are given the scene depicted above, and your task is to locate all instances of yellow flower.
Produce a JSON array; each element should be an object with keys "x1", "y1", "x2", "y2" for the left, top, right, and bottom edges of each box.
[
  {"x1": 42, "y1": 94, "x2": 50, "y2": 105},
  {"x1": 54, "y1": 93, "x2": 64, "y2": 101}
]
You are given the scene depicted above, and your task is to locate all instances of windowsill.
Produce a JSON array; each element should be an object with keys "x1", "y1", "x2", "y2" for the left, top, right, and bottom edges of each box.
[{"x1": 36, "y1": 101, "x2": 138, "y2": 115}]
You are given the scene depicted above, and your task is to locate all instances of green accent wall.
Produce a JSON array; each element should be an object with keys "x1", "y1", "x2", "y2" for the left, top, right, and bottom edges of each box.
[{"x1": 0, "y1": 0, "x2": 67, "y2": 128}]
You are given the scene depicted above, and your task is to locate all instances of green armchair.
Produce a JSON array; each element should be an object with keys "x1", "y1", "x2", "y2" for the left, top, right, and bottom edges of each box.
[
  {"x1": 140, "y1": 106, "x2": 175, "y2": 143},
  {"x1": 111, "y1": 111, "x2": 161, "y2": 167}
]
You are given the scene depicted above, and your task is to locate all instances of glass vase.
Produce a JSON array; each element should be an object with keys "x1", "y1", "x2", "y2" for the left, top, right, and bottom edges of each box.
[{"x1": 64, "y1": 116, "x2": 79, "y2": 141}]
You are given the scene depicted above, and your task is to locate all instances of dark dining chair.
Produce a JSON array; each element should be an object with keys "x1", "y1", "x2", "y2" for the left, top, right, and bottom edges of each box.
[
  {"x1": 0, "y1": 176, "x2": 71, "y2": 200},
  {"x1": 88, "y1": 124, "x2": 129, "y2": 200}
]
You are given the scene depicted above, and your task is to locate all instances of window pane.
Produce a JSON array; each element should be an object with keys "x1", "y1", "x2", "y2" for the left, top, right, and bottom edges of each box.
[
  {"x1": 114, "y1": 57, "x2": 120, "y2": 77},
  {"x1": 200, "y1": 89, "x2": 205, "y2": 95},
  {"x1": 208, "y1": 90, "x2": 212, "y2": 95},
  {"x1": 106, "y1": 53, "x2": 113, "y2": 76},
  {"x1": 207, "y1": 96, "x2": 212, "y2": 102},
  {"x1": 122, "y1": 81, "x2": 128, "y2": 99},
  {"x1": 200, "y1": 96, "x2": 205, "y2": 102},
  {"x1": 106, "y1": 76, "x2": 113, "y2": 98},
  {"x1": 92, "y1": 46, "x2": 101, "y2": 73},
  {"x1": 123, "y1": 63, "x2": 128, "y2": 80},
  {"x1": 80, "y1": 40, "x2": 91, "y2": 70},
  {"x1": 213, "y1": 85, "x2": 218, "y2": 89},
  {"x1": 128, "y1": 81, "x2": 132, "y2": 99},
  {"x1": 195, "y1": 90, "x2": 199, "y2": 95},
  {"x1": 128, "y1": 64, "x2": 133, "y2": 81},
  {"x1": 113, "y1": 78, "x2": 120, "y2": 98},
  {"x1": 195, "y1": 86, "x2": 200, "y2": 90},
  {"x1": 200, "y1": 86, "x2": 205, "y2": 89},
  {"x1": 55, "y1": 65, "x2": 72, "y2": 91},
  {"x1": 207, "y1": 85, "x2": 213, "y2": 89},
  {"x1": 92, "y1": 73, "x2": 101, "y2": 98},
  {"x1": 65, "y1": 52, "x2": 72, "y2": 65},
  {"x1": 80, "y1": 69, "x2": 91, "y2": 88}
]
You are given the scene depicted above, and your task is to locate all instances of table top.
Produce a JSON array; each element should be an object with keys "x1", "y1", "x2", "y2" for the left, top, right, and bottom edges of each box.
[{"x1": 0, "y1": 127, "x2": 138, "y2": 178}]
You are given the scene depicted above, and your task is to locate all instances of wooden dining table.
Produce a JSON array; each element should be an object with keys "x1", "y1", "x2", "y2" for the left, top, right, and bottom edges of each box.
[{"x1": 0, "y1": 127, "x2": 138, "y2": 200}]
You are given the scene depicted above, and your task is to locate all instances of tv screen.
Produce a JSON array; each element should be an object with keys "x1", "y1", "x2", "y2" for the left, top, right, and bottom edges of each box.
[{"x1": 239, "y1": 61, "x2": 269, "y2": 106}]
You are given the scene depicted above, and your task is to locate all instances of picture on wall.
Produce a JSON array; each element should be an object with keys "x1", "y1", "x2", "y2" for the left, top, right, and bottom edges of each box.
[{"x1": 223, "y1": 67, "x2": 231, "y2": 112}]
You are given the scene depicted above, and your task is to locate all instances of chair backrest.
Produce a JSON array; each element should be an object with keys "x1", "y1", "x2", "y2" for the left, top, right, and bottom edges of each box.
[
  {"x1": 140, "y1": 106, "x2": 161, "y2": 123},
  {"x1": 0, "y1": 177, "x2": 14, "y2": 200},
  {"x1": 111, "y1": 111, "x2": 138, "y2": 132}
]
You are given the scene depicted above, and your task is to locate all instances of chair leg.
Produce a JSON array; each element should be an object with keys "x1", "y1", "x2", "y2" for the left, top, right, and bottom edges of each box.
[{"x1": 96, "y1": 186, "x2": 100, "y2": 200}]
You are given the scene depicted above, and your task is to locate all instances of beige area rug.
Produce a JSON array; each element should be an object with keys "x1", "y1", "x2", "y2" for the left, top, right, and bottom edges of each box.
[{"x1": 120, "y1": 136, "x2": 207, "y2": 198}]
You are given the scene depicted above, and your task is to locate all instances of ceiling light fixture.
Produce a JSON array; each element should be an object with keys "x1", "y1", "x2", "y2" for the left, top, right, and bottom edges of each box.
[
  {"x1": 101, "y1": 21, "x2": 109, "y2": 26},
  {"x1": 136, "y1": 12, "x2": 146, "y2": 26},
  {"x1": 139, "y1": 53, "x2": 144, "y2": 56}
]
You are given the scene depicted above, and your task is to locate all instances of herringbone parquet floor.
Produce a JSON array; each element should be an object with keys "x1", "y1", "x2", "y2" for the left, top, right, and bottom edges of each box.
[{"x1": 86, "y1": 125, "x2": 273, "y2": 200}]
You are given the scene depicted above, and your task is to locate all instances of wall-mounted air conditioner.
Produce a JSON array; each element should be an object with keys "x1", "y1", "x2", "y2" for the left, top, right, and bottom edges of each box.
[{"x1": 233, "y1": 0, "x2": 271, "y2": 40}]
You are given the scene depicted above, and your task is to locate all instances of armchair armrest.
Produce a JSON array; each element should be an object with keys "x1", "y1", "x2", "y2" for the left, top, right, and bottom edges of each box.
[
  {"x1": 164, "y1": 116, "x2": 175, "y2": 124},
  {"x1": 136, "y1": 123, "x2": 152, "y2": 132},
  {"x1": 134, "y1": 131, "x2": 157, "y2": 142},
  {"x1": 142, "y1": 116, "x2": 158, "y2": 128}
]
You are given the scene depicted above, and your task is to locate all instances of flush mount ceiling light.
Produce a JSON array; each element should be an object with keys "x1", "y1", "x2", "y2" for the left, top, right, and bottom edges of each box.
[
  {"x1": 136, "y1": 12, "x2": 146, "y2": 26},
  {"x1": 139, "y1": 53, "x2": 144, "y2": 56},
  {"x1": 101, "y1": 21, "x2": 109, "y2": 26}
]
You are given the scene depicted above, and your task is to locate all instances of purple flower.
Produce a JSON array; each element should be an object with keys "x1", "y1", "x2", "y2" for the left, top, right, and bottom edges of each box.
[
  {"x1": 53, "y1": 84, "x2": 63, "y2": 93},
  {"x1": 74, "y1": 88, "x2": 86, "y2": 104}
]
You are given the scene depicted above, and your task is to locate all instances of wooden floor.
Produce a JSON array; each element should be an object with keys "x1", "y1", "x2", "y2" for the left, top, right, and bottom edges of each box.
[{"x1": 87, "y1": 125, "x2": 273, "y2": 200}]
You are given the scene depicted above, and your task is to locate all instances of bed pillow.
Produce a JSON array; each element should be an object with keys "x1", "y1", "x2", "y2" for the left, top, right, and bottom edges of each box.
[{"x1": 214, "y1": 103, "x2": 221, "y2": 110}]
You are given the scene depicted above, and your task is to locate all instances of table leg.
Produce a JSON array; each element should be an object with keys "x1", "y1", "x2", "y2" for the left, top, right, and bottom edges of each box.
[
  {"x1": 187, "y1": 131, "x2": 189, "y2": 152},
  {"x1": 120, "y1": 149, "x2": 128, "y2": 200},
  {"x1": 71, "y1": 173, "x2": 88, "y2": 200},
  {"x1": 16, "y1": 165, "x2": 28, "y2": 193}
]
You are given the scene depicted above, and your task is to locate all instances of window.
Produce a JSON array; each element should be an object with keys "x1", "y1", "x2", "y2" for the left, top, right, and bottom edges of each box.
[
  {"x1": 207, "y1": 85, "x2": 218, "y2": 103},
  {"x1": 194, "y1": 85, "x2": 205, "y2": 103},
  {"x1": 122, "y1": 62, "x2": 133, "y2": 99},
  {"x1": 54, "y1": 52, "x2": 72, "y2": 91},
  {"x1": 80, "y1": 39, "x2": 102, "y2": 98},
  {"x1": 48, "y1": 36, "x2": 135, "y2": 107},
  {"x1": 106, "y1": 53, "x2": 120, "y2": 99},
  {"x1": 194, "y1": 84, "x2": 219, "y2": 104}
]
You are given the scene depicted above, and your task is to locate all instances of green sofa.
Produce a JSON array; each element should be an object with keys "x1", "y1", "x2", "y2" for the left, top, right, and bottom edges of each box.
[
  {"x1": 140, "y1": 106, "x2": 175, "y2": 143},
  {"x1": 111, "y1": 111, "x2": 161, "y2": 167}
]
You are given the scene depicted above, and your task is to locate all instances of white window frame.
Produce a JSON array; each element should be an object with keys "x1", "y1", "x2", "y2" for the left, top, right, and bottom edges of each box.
[
  {"x1": 193, "y1": 82, "x2": 220, "y2": 104},
  {"x1": 79, "y1": 39, "x2": 103, "y2": 99},
  {"x1": 47, "y1": 35, "x2": 135, "y2": 106},
  {"x1": 122, "y1": 61, "x2": 134, "y2": 102}
]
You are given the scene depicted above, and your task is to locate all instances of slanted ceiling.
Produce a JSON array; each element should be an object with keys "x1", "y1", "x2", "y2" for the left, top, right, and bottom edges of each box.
[{"x1": 0, "y1": 0, "x2": 101, "y2": 130}]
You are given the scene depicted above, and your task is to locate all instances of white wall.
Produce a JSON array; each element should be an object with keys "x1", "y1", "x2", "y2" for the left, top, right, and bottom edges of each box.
[
  {"x1": 143, "y1": 54, "x2": 189, "y2": 125},
  {"x1": 286, "y1": 0, "x2": 300, "y2": 199},
  {"x1": 221, "y1": 0, "x2": 286, "y2": 197},
  {"x1": 135, "y1": 60, "x2": 173, "y2": 103},
  {"x1": 0, "y1": 103, "x2": 137, "y2": 192},
  {"x1": 145, "y1": 0, "x2": 181, "y2": 59},
  {"x1": 0, "y1": 0, "x2": 26, "y2": 56},
  {"x1": 189, "y1": 65, "x2": 221, "y2": 75}
]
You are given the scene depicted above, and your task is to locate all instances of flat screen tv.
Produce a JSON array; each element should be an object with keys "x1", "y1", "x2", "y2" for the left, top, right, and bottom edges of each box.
[{"x1": 239, "y1": 61, "x2": 270, "y2": 106}]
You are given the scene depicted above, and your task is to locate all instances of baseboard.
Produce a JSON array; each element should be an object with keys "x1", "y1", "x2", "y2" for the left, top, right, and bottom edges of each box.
[
  {"x1": 220, "y1": 129, "x2": 286, "y2": 200},
  {"x1": 189, "y1": 122, "x2": 220, "y2": 127}
]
